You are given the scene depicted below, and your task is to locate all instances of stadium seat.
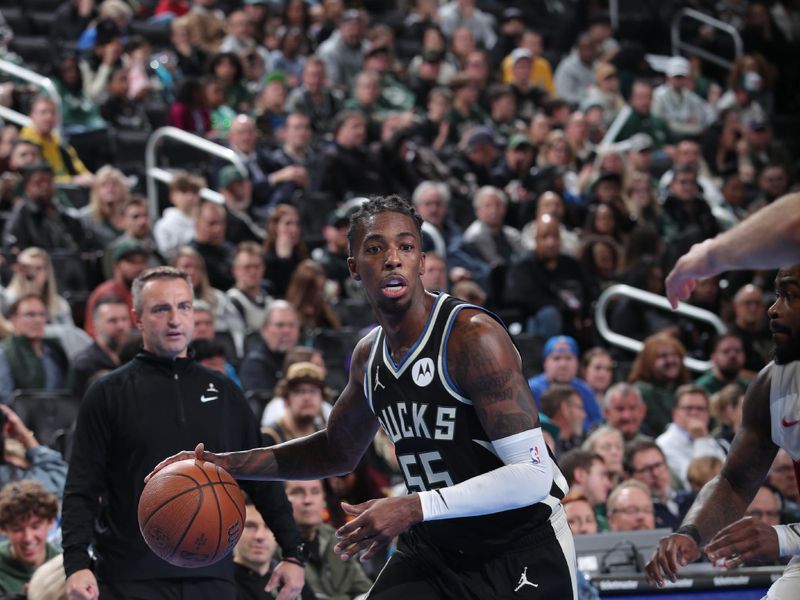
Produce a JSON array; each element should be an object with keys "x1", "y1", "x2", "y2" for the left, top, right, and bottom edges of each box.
[
  {"x1": 9, "y1": 390, "x2": 80, "y2": 451},
  {"x1": 313, "y1": 327, "x2": 360, "y2": 392},
  {"x1": 1, "y1": 8, "x2": 31, "y2": 35},
  {"x1": 26, "y1": 0, "x2": 64, "y2": 10},
  {"x1": 57, "y1": 184, "x2": 90, "y2": 209},
  {"x1": 511, "y1": 333, "x2": 544, "y2": 379},
  {"x1": 129, "y1": 20, "x2": 172, "y2": 50},
  {"x1": 28, "y1": 10, "x2": 56, "y2": 36},
  {"x1": 333, "y1": 299, "x2": 375, "y2": 332},
  {"x1": 111, "y1": 128, "x2": 150, "y2": 174},
  {"x1": 9, "y1": 35, "x2": 53, "y2": 74}
]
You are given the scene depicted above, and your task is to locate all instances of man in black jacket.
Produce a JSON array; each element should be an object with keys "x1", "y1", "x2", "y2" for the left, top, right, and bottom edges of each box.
[{"x1": 62, "y1": 267, "x2": 305, "y2": 600}]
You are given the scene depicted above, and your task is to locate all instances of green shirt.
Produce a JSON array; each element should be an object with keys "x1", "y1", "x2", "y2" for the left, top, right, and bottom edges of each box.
[
  {"x1": 0, "y1": 540, "x2": 59, "y2": 593},
  {"x1": 694, "y1": 371, "x2": 751, "y2": 396},
  {"x1": 614, "y1": 109, "x2": 672, "y2": 150}
]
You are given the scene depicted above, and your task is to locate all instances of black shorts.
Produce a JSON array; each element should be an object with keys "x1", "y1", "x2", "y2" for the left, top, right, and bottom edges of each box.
[
  {"x1": 366, "y1": 507, "x2": 577, "y2": 600},
  {"x1": 98, "y1": 578, "x2": 235, "y2": 600}
]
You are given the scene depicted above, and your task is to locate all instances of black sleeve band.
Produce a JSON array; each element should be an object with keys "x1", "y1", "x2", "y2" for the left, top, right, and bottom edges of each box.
[{"x1": 676, "y1": 524, "x2": 702, "y2": 546}]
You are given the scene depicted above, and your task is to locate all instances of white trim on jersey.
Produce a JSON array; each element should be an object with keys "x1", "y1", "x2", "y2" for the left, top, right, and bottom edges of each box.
[
  {"x1": 382, "y1": 293, "x2": 448, "y2": 378},
  {"x1": 364, "y1": 329, "x2": 383, "y2": 414},
  {"x1": 436, "y1": 301, "x2": 475, "y2": 405}
]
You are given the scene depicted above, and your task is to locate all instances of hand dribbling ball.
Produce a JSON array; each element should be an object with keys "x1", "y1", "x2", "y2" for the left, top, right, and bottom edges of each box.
[{"x1": 138, "y1": 459, "x2": 245, "y2": 568}]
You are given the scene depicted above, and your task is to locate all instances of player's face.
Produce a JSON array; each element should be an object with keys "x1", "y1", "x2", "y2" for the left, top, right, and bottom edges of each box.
[
  {"x1": 348, "y1": 211, "x2": 426, "y2": 317},
  {"x1": 286, "y1": 480, "x2": 325, "y2": 528},
  {"x1": 768, "y1": 267, "x2": 800, "y2": 365},
  {"x1": 2, "y1": 514, "x2": 54, "y2": 569},
  {"x1": 135, "y1": 278, "x2": 194, "y2": 359},
  {"x1": 565, "y1": 499, "x2": 598, "y2": 535},
  {"x1": 609, "y1": 487, "x2": 655, "y2": 532},
  {"x1": 235, "y1": 504, "x2": 277, "y2": 569}
]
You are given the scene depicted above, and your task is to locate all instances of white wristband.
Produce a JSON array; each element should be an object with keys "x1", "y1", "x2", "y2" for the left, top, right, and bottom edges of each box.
[{"x1": 773, "y1": 524, "x2": 800, "y2": 557}]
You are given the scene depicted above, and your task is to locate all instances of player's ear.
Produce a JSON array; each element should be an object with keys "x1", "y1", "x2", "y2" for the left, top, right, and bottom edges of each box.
[
  {"x1": 419, "y1": 252, "x2": 426, "y2": 277},
  {"x1": 347, "y1": 257, "x2": 361, "y2": 281}
]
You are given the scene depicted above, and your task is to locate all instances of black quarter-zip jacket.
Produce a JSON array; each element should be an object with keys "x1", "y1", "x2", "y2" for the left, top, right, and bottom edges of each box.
[{"x1": 62, "y1": 351, "x2": 302, "y2": 582}]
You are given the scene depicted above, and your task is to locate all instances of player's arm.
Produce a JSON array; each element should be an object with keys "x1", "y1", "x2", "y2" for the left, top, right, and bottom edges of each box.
[
  {"x1": 414, "y1": 309, "x2": 554, "y2": 522},
  {"x1": 147, "y1": 333, "x2": 380, "y2": 481},
  {"x1": 666, "y1": 192, "x2": 800, "y2": 307},
  {"x1": 645, "y1": 367, "x2": 777, "y2": 586}
]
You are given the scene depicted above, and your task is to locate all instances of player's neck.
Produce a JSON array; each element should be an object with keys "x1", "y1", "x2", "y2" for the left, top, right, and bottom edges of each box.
[{"x1": 378, "y1": 291, "x2": 435, "y2": 360}]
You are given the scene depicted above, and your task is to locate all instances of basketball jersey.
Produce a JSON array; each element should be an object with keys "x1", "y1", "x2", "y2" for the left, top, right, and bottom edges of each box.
[
  {"x1": 364, "y1": 293, "x2": 569, "y2": 553},
  {"x1": 770, "y1": 361, "x2": 800, "y2": 497}
]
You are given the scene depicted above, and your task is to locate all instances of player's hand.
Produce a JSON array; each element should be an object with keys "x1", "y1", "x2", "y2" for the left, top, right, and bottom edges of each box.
[
  {"x1": 66, "y1": 569, "x2": 99, "y2": 600},
  {"x1": 664, "y1": 239, "x2": 717, "y2": 308},
  {"x1": 334, "y1": 495, "x2": 423, "y2": 562},
  {"x1": 145, "y1": 443, "x2": 216, "y2": 483},
  {"x1": 645, "y1": 533, "x2": 701, "y2": 587},
  {"x1": 266, "y1": 561, "x2": 305, "y2": 600},
  {"x1": 705, "y1": 516, "x2": 779, "y2": 568}
]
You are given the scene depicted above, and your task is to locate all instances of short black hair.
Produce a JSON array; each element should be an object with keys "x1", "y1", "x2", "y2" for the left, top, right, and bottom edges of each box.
[
  {"x1": 347, "y1": 195, "x2": 424, "y2": 255},
  {"x1": 92, "y1": 295, "x2": 128, "y2": 321},
  {"x1": 623, "y1": 439, "x2": 664, "y2": 474}
]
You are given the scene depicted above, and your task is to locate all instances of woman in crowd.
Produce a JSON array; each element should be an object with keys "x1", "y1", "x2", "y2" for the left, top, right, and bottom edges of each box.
[
  {"x1": 285, "y1": 259, "x2": 341, "y2": 344},
  {"x1": 1, "y1": 248, "x2": 73, "y2": 326},
  {"x1": 79, "y1": 165, "x2": 129, "y2": 248},
  {"x1": 583, "y1": 425, "x2": 625, "y2": 486},
  {"x1": 263, "y1": 204, "x2": 308, "y2": 298}
]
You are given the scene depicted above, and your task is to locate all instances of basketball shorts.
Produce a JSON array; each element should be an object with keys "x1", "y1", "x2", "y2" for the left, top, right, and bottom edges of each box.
[
  {"x1": 366, "y1": 504, "x2": 577, "y2": 599},
  {"x1": 764, "y1": 555, "x2": 800, "y2": 599}
]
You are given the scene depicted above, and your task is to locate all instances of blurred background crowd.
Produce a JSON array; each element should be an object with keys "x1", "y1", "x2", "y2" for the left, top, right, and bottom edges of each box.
[{"x1": 0, "y1": 0, "x2": 796, "y2": 597}]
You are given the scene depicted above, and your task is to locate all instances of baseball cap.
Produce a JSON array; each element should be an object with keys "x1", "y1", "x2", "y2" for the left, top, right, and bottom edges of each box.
[
  {"x1": 340, "y1": 9, "x2": 360, "y2": 23},
  {"x1": 508, "y1": 133, "x2": 534, "y2": 150},
  {"x1": 111, "y1": 240, "x2": 148, "y2": 264},
  {"x1": 543, "y1": 335, "x2": 579, "y2": 359},
  {"x1": 665, "y1": 56, "x2": 690, "y2": 78},
  {"x1": 218, "y1": 165, "x2": 247, "y2": 189},
  {"x1": 21, "y1": 161, "x2": 54, "y2": 184},
  {"x1": 466, "y1": 126, "x2": 498, "y2": 149},
  {"x1": 285, "y1": 361, "x2": 326, "y2": 390},
  {"x1": 326, "y1": 208, "x2": 350, "y2": 227},
  {"x1": 501, "y1": 7, "x2": 524, "y2": 23},
  {"x1": 510, "y1": 47, "x2": 533, "y2": 64},
  {"x1": 95, "y1": 18, "x2": 121, "y2": 46}
]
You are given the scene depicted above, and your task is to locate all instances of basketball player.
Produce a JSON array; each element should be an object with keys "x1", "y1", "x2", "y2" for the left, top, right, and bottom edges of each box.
[
  {"x1": 665, "y1": 192, "x2": 800, "y2": 308},
  {"x1": 646, "y1": 265, "x2": 800, "y2": 598},
  {"x1": 150, "y1": 196, "x2": 577, "y2": 598}
]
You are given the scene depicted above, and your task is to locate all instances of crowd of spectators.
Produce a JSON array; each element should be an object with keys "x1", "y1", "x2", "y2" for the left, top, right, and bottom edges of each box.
[{"x1": 0, "y1": 0, "x2": 797, "y2": 597}]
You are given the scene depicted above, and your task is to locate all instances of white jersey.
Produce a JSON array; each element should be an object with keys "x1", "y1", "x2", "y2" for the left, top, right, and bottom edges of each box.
[{"x1": 770, "y1": 361, "x2": 800, "y2": 464}]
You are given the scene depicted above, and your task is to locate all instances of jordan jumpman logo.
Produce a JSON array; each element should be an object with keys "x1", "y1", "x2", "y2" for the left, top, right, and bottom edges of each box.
[
  {"x1": 374, "y1": 365, "x2": 385, "y2": 391},
  {"x1": 515, "y1": 567, "x2": 538, "y2": 592}
]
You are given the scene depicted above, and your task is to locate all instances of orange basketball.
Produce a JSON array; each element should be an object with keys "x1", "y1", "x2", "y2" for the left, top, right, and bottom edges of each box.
[{"x1": 138, "y1": 459, "x2": 246, "y2": 568}]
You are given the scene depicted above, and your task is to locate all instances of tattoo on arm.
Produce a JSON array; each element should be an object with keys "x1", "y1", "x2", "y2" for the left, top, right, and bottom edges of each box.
[
  {"x1": 451, "y1": 312, "x2": 538, "y2": 439},
  {"x1": 219, "y1": 334, "x2": 380, "y2": 480}
]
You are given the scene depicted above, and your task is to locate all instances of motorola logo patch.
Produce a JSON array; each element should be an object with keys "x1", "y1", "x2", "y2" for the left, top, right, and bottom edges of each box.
[{"x1": 412, "y1": 358, "x2": 435, "y2": 387}]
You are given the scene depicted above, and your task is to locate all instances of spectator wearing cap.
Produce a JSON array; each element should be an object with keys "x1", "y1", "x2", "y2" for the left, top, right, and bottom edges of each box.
[
  {"x1": 0, "y1": 294, "x2": 71, "y2": 406},
  {"x1": 501, "y1": 31, "x2": 555, "y2": 96},
  {"x1": 624, "y1": 133, "x2": 654, "y2": 175},
  {"x1": 659, "y1": 164, "x2": 719, "y2": 254},
  {"x1": 463, "y1": 186, "x2": 523, "y2": 271},
  {"x1": 153, "y1": 171, "x2": 203, "y2": 260},
  {"x1": 84, "y1": 241, "x2": 148, "y2": 338},
  {"x1": 217, "y1": 166, "x2": 265, "y2": 245},
  {"x1": 315, "y1": 111, "x2": 386, "y2": 204},
  {"x1": 507, "y1": 48, "x2": 546, "y2": 121},
  {"x1": 527, "y1": 335, "x2": 602, "y2": 431},
  {"x1": 446, "y1": 126, "x2": 497, "y2": 216},
  {"x1": 554, "y1": 33, "x2": 596, "y2": 106},
  {"x1": 261, "y1": 361, "x2": 328, "y2": 445},
  {"x1": 407, "y1": 50, "x2": 454, "y2": 110},
  {"x1": 505, "y1": 214, "x2": 596, "y2": 340},
  {"x1": 310, "y1": 209, "x2": 353, "y2": 301},
  {"x1": 316, "y1": 9, "x2": 365, "y2": 91},
  {"x1": 491, "y1": 134, "x2": 538, "y2": 226},
  {"x1": 607, "y1": 80, "x2": 672, "y2": 151},
  {"x1": 78, "y1": 17, "x2": 124, "y2": 103},
  {"x1": 19, "y1": 97, "x2": 94, "y2": 187},
  {"x1": 3, "y1": 163, "x2": 90, "y2": 254},
  {"x1": 285, "y1": 57, "x2": 344, "y2": 139},
  {"x1": 651, "y1": 56, "x2": 714, "y2": 139},
  {"x1": 438, "y1": 0, "x2": 497, "y2": 51},
  {"x1": 580, "y1": 62, "x2": 625, "y2": 125},
  {"x1": 739, "y1": 114, "x2": 794, "y2": 183}
]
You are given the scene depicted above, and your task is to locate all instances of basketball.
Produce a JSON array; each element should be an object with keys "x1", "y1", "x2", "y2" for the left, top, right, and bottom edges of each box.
[{"x1": 138, "y1": 459, "x2": 246, "y2": 568}]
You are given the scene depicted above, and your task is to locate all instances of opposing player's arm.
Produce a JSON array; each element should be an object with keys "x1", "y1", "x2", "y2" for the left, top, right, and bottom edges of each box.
[
  {"x1": 683, "y1": 366, "x2": 777, "y2": 541},
  {"x1": 147, "y1": 332, "x2": 380, "y2": 481},
  {"x1": 645, "y1": 366, "x2": 777, "y2": 586},
  {"x1": 416, "y1": 310, "x2": 554, "y2": 521}
]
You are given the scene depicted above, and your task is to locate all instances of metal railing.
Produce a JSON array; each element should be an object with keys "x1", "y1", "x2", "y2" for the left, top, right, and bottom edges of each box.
[
  {"x1": 144, "y1": 126, "x2": 248, "y2": 217},
  {"x1": 0, "y1": 57, "x2": 61, "y2": 132},
  {"x1": 671, "y1": 7, "x2": 743, "y2": 70},
  {"x1": 595, "y1": 284, "x2": 727, "y2": 373}
]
